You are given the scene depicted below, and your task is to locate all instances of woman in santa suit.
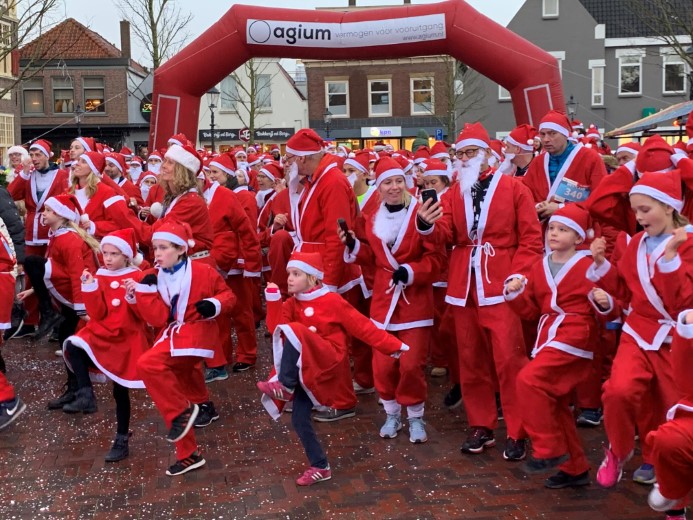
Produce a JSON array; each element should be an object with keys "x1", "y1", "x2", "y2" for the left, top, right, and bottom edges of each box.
[
  {"x1": 69, "y1": 137, "x2": 130, "y2": 199},
  {"x1": 340, "y1": 156, "x2": 444, "y2": 444}
]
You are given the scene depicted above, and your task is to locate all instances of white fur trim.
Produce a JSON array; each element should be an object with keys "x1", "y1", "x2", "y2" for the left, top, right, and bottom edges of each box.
[
  {"x1": 344, "y1": 158, "x2": 368, "y2": 175},
  {"x1": 75, "y1": 137, "x2": 93, "y2": 152},
  {"x1": 100, "y1": 235, "x2": 134, "y2": 258},
  {"x1": 285, "y1": 145, "x2": 321, "y2": 157},
  {"x1": 375, "y1": 168, "x2": 405, "y2": 188},
  {"x1": 549, "y1": 215, "x2": 585, "y2": 240},
  {"x1": 629, "y1": 185, "x2": 683, "y2": 212},
  {"x1": 264, "y1": 290, "x2": 282, "y2": 301},
  {"x1": 586, "y1": 259, "x2": 611, "y2": 282},
  {"x1": 45, "y1": 197, "x2": 79, "y2": 223},
  {"x1": 205, "y1": 297, "x2": 222, "y2": 318},
  {"x1": 616, "y1": 146, "x2": 639, "y2": 156},
  {"x1": 209, "y1": 160, "x2": 235, "y2": 176},
  {"x1": 165, "y1": 144, "x2": 200, "y2": 173},
  {"x1": 105, "y1": 156, "x2": 124, "y2": 172},
  {"x1": 150, "y1": 202, "x2": 163, "y2": 219},
  {"x1": 505, "y1": 134, "x2": 534, "y2": 151},
  {"x1": 455, "y1": 138, "x2": 489, "y2": 150},
  {"x1": 286, "y1": 259, "x2": 324, "y2": 280},
  {"x1": 81, "y1": 154, "x2": 101, "y2": 175},
  {"x1": 152, "y1": 231, "x2": 189, "y2": 250},
  {"x1": 259, "y1": 167, "x2": 276, "y2": 181},
  {"x1": 677, "y1": 310, "x2": 693, "y2": 338},
  {"x1": 538, "y1": 121, "x2": 570, "y2": 137},
  {"x1": 29, "y1": 142, "x2": 51, "y2": 158},
  {"x1": 656, "y1": 254, "x2": 681, "y2": 274},
  {"x1": 8, "y1": 145, "x2": 28, "y2": 157}
]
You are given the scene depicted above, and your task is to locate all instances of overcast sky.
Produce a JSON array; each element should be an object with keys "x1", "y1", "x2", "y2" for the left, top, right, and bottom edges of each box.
[{"x1": 55, "y1": 0, "x2": 524, "y2": 67}]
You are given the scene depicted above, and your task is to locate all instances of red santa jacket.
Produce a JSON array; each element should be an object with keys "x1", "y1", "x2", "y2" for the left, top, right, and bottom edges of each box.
[
  {"x1": 290, "y1": 154, "x2": 363, "y2": 293},
  {"x1": 348, "y1": 199, "x2": 443, "y2": 330},
  {"x1": 587, "y1": 229, "x2": 693, "y2": 351},
  {"x1": 666, "y1": 311, "x2": 693, "y2": 420},
  {"x1": 261, "y1": 285, "x2": 407, "y2": 419},
  {"x1": 431, "y1": 172, "x2": 544, "y2": 307},
  {"x1": 232, "y1": 186, "x2": 259, "y2": 224},
  {"x1": 67, "y1": 266, "x2": 149, "y2": 388},
  {"x1": 78, "y1": 183, "x2": 137, "y2": 240},
  {"x1": 505, "y1": 251, "x2": 618, "y2": 360},
  {"x1": 128, "y1": 259, "x2": 236, "y2": 358},
  {"x1": 353, "y1": 186, "x2": 381, "y2": 293},
  {"x1": 44, "y1": 227, "x2": 99, "y2": 312},
  {"x1": 0, "y1": 231, "x2": 14, "y2": 329},
  {"x1": 523, "y1": 143, "x2": 606, "y2": 204},
  {"x1": 115, "y1": 177, "x2": 144, "y2": 208},
  {"x1": 8, "y1": 167, "x2": 70, "y2": 246},
  {"x1": 204, "y1": 181, "x2": 262, "y2": 276}
]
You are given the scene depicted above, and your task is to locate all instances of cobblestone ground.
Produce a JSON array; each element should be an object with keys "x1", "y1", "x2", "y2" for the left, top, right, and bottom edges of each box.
[{"x1": 0, "y1": 328, "x2": 658, "y2": 520}]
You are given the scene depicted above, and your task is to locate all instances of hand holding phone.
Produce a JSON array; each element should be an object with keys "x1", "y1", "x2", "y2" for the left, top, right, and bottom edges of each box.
[
  {"x1": 420, "y1": 188, "x2": 438, "y2": 206},
  {"x1": 337, "y1": 218, "x2": 356, "y2": 251}
]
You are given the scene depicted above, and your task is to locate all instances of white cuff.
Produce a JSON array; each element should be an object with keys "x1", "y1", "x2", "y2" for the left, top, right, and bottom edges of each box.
[
  {"x1": 20, "y1": 170, "x2": 31, "y2": 181},
  {"x1": 677, "y1": 310, "x2": 693, "y2": 338},
  {"x1": 586, "y1": 259, "x2": 612, "y2": 282},
  {"x1": 243, "y1": 270, "x2": 261, "y2": 278},
  {"x1": 343, "y1": 238, "x2": 361, "y2": 264},
  {"x1": 81, "y1": 280, "x2": 99, "y2": 292},
  {"x1": 671, "y1": 151, "x2": 687, "y2": 166},
  {"x1": 416, "y1": 221, "x2": 434, "y2": 236},
  {"x1": 657, "y1": 254, "x2": 681, "y2": 274},
  {"x1": 504, "y1": 273, "x2": 526, "y2": 285},
  {"x1": 624, "y1": 159, "x2": 636, "y2": 174},
  {"x1": 74, "y1": 303, "x2": 85, "y2": 311},
  {"x1": 88, "y1": 221, "x2": 96, "y2": 236},
  {"x1": 390, "y1": 342, "x2": 411, "y2": 358},
  {"x1": 588, "y1": 290, "x2": 614, "y2": 315},
  {"x1": 401, "y1": 263, "x2": 414, "y2": 286},
  {"x1": 264, "y1": 290, "x2": 282, "y2": 302},
  {"x1": 135, "y1": 283, "x2": 158, "y2": 294},
  {"x1": 205, "y1": 297, "x2": 221, "y2": 318}
]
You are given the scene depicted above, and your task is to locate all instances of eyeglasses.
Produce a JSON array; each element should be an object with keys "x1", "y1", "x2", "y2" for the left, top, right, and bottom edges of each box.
[{"x1": 455, "y1": 148, "x2": 480, "y2": 158}]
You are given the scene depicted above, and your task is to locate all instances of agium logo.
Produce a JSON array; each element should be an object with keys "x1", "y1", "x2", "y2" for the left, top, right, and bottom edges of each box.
[{"x1": 248, "y1": 20, "x2": 332, "y2": 46}]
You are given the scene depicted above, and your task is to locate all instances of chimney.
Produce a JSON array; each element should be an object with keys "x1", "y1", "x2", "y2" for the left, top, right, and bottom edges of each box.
[
  {"x1": 120, "y1": 20, "x2": 131, "y2": 60},
  {"x1": 403, "y1": 0, "x2": 411, "y2": 3},
  {"x1": 348, "y1": 0, "x2": 356, "y2": 5}
]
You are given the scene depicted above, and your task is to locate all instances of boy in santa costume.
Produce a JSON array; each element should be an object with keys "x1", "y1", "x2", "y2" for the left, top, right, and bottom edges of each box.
[
  {"x1": 505, "y1": 204, "x2": 617, "y2": 489},
  {"x1": 417, "y1": 122, "x2": 543, "y2": 460},
  {"x1": 125, "y1": 221, "x2": 236, "y2": 476},
  {"x1": 257, "y1": 251, "x2": 409, "y2": 485}
]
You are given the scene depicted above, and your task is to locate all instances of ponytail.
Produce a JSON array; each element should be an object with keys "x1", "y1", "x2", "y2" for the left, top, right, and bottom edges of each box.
[{"x1": 66, "y1": 221, "x2": 101, "y2": 253}]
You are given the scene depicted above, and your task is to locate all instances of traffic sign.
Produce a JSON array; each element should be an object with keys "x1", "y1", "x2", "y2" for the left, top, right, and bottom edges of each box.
[{"x1": 435, "y1": 128, "x2": 443, "y2": 141}]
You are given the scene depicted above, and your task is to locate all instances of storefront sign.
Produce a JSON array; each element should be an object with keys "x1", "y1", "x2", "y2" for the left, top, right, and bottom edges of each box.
[
  {"x1": 361, "y1": 126, "x2": 402, "y2": 138},
  {"x1": 199, "y1": 127, "x2": 294, "y2": 142}
]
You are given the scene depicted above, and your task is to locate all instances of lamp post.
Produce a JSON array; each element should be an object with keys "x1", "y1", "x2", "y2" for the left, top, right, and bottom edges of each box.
[
  {"x1": 74, "y1": 104, "x2": 84, "y2": 137},
  {"x1": 207, "y1": 87, "x2": 220, "y2": 152},
  {"x1": 323, "y1": 107, "x2": 332, "y2": 139},
  {"x1": 566, "y1": 94, "x2": 577, "y2": 121},
  {"x1": 686, "y1": 45, "x2": 693, "y2": 101}
]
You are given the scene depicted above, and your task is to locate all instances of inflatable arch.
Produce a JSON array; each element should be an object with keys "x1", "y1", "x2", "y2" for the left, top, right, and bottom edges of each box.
[{"x1": 149, "y1": 0, "x2": 564, "y2": 149}]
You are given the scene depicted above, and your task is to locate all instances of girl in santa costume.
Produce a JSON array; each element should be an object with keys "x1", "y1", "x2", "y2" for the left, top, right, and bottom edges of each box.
[
  {"x1": 256, "y1": 251, "x2": 409, "y2": 486},
  {"x1": 505, "y1": 204, "x2": 618, "y2": 489},
  {"x1": 19, "y1": 194, "x2": 100, "y2": 409},
  {"x1": 124, "y1": 221, "x2": 235, "y2": 477},
  {"x1": 587, "y1": 170, "x2": 693, "y2": 490},
  {"x1": 61, "y1": 228, "x2": 150, "y2": 462},
  {"x1": 341, "y1": 156, "x2": 444, "y2": 443}
]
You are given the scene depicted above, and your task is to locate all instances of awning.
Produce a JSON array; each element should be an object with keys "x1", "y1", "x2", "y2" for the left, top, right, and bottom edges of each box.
[{"x1": 605, "y1": 100, "x2": 693, "y2": 138}]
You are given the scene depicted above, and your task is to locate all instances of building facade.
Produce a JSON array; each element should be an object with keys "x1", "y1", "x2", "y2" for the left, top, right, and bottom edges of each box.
[{"x1": 0, "y1": 1, "x2": 22, "y2": 162}]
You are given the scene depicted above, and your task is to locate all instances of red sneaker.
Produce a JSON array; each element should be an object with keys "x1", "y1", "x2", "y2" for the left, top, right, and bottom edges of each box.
[
  {"x1": 296, "y1": 466, "x2": 332, "y2": 486},
  {"x1": 257, "y1": 380, "x2": 294, "y2": 401}
]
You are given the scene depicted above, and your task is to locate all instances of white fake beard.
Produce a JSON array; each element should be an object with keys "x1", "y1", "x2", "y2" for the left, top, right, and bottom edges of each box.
[
  {"x1": 141, "y1": 184, "x2": 151, "y2": 200},
  {"x1": 237, "y1": 161, "x2": 249, "y2": 170},
  {"x1": 346, "y1": 172, "x2": 357, "y2": 187},
  {"x1": 256, "y1": 188, "x2": 273, "y2": 208},
  {"x1": 287, "y1": 161, "x2": 299, "y2": 181},
  {"x1": 148, "y1": 163, "x2": 161, "y2": 174},
  {"x1": 455, "y1": 154, "x2": 485, "y2": 195},
  {"x1": 504, "y1": 153, "x2": 516, "y2": 161},
  {"x1": 488, "y1": 156, "x2": 498, "y2": 168},
  {"x1": 130, "y1": 167, "x2": 142, "y2": 182},
  {"x1": 373, "y1": 203, "x2": 407, "y2": 245}
]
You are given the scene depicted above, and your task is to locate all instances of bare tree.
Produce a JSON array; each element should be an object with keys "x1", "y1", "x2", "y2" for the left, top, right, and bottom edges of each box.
[
  {"x1": 116, "y1": 0, "x2": 192, "y2": 69},
  {"x1": 628, "y1": 0, "x2": 693, "y2": 66}
]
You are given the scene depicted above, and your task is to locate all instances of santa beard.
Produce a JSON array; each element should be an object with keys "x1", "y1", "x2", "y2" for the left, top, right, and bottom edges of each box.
[
  {"x1": 346, "y1": 172, "x2": 357, "y2": 187},
  {"x1": 141, "y1": 184, "x2": 151, "y2": 200},
  {"x1": 454, "y1": 154, "x2": 486, "y2": 195},
  {"x1": 256, "y1": 188, "x2": 273, "y2": 208},
  {"x1": 148, "y1": 163, "x2": 161, "y2": 174},
  {"x1": 373, "y1": 203, "x2": 407, "y2": 245}
]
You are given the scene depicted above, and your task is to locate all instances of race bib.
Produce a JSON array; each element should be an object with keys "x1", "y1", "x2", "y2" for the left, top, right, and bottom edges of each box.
[{"x1": 553, "y1": 177, "x2": 590, "y2": 203}]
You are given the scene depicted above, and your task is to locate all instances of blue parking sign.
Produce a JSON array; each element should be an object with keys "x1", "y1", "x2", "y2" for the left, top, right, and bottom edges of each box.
[{"x1": 435, "y1": 128, "x2": 443, "y2": 141}]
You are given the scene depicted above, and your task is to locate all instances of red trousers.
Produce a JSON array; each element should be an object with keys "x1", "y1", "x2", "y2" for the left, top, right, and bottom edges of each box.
[
  {"x1": 252, "y1": 276, "x2": 264, "y2": 324},
  {"x1": 516, "y1": 348, "x2": 591, "y2": 476},
  {"x1": 0, "y1": 371, "x2": 14, "y2": 402},
  {"x1": 23, "y1": 244, "x2": 46, "y2": 326},
  {"x1": 575, "y1": 328, "x2": 618, "y2": 409},
  {"x1": 372, "y1": 327, "x2": 430, "y2": 406},
  {"x1": 602, "y1": 337, "x2": 679, "y2": 461},
  {"x1": 227, "y1": 275, "x2": 257, "y2": 365},
  {"x1": 452, "y1": 292, "x2": 528, "y2": 439},
  {"x1": 648, "y1": 413, "x2": 693, "y2": 502},
  {"x1": 342, "y1": 286, "x2": 374, "y2": 389},
  {"x1": 268, "y1": 230, "x2": 294, "y2": 297},
  {"x1": 137, "y1": 343, "x2": 210, "y2": 459}
]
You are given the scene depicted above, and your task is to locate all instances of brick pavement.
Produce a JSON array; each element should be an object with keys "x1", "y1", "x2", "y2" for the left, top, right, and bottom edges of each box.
[{"x1": 0, "y1": 329, "x2": 661, "y2": 519}]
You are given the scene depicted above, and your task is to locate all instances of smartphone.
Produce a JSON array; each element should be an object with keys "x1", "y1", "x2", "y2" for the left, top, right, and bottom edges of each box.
[
  {"x1": 337, "y1": 218, "x2": 356, "y2": 250},
  {"x1": 420, "y1": 188, "x2": 438, "y2": 206}
]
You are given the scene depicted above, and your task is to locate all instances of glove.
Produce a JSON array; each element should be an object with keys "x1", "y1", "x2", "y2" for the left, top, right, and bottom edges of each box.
[
  {"x1": 141, "y1": 273, "x2": 158, "y2": 286},
  {"x1": 195, "y1": 299, "x2": 216, "y2": 318},
  {"x1": 391, "y1": 266, "x2": 409, "y2": 285}
]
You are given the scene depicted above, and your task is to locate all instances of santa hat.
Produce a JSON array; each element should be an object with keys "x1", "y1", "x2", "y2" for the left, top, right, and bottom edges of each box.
[
  {"x1": 29, "y1": 139, "x2": 53, "y2": 158},
  {"x1": 392, "y1": 154, "x2": 413, "y2": 174},
  {"x1": 538, "y1": 110, "x2": 572, "y2": 138},
  {"x1": 413, "y1": 146, "x2": 430, "y2": 165},
  {"x1": 286, "y1": 128, "x2": 323, "y2": 156},
  {"x1": 455, "y1": 122, "x2": 491, "y2": 150},
  {"x1": 287, "y1": 251, "x2": 324, "y2": 280},
  {"x1": 152, "y1": 220, "x2": 195, "y2": 251},
  {"x1": 101, "y1": 228, "x2": 143, "y2": 266},
  {"x1": 81, "y1": 151, "x2": 105, "y2": 175},
  {"x1": 60, "y1": 149, "x2": 72, "y2": 167},
  {"x1": 234, "y1": 148, "x2": 248, "y2": 158},
  {"x1": 259, "y1": 162, "x2": 282, "y2": 182},
  {"x1": 489, "y1": 139, "x2": 504, "y2": 162},
  {"x1": 571, "y1": 119, "x2": 584, "y2": 131},
  {"x1": 635, "y1": 135, "x2": 675, "y2": 174},
  {"x1": 337, "y1": 145, "x2": 351, "y2": 158},
  {"x1": 247, "y1": 153, "x2": 262, "y2": 167},
  {"x1": 630, "y1": 170, "x2": 683, "y2": 212},
  {"x1": 45, "y1": 193, "x2": 82, "y2": 223},
  {"x1": 7, "y1": 145, "x2": 28, "y2": 158},
  {"x1": 344, "y1": 150, "x2": 372, "y2": 175},
  {"x1": 164, "y1": 144, "x2": 201, "y2": 174},
  {"x1": 129, "y1": 156, "x2": 143, "y2": 165},
  {"x1": 506, "y1": 124, "x2": 537, "y2": 152},
  {"x1": 261, "y1": 154, "x2": 275, "y2": 165},
  {"x1": 616, "y1": 142, "x2": 641, "y2": 156},
  {"x1": 324, "y1": 141, "x2": 337, "y2": 151},
  {"x1": 374, "y1": 157, "x2": 404, "y2": 188},
  {"x1": 549, "y1": 204, "x2": 594, "y2": 241},
  {"x1": 585, "y1": 125, "x2": 601, "y2": 141},
  {"x1": 246, "y1": 146, "x2": 257, "y2": 154},
  {"x1": 373, "y1": 140, "x2": 386, "y2": 153},
  {"x1": 421, "y1": 158, "x2": 451, "y2": 180},
  {"x1": 119, "y1": 146, "x2": 133, "y2": 157},
  {"x1": 209, "y1": 153, "x2": 236, "y2": 176},
  {"x1": 167, "y1": 134, "x2": 189, "y2": 148},
  {"x1": 148, "y1": 150, "x2": 163, "y2": 162},
  {"x1": 139, "y1": 172, "x2": 158, "y2": 185},
  {"x1": 673, "y1": 140, "x2": 687, "y2": 153},
  {"x1": 105, "y1": 152, "x2": 127, "y2": 174},
  {"x1": 270, "y1": 144, "x2": 280, "y2": 152},
  {"x1": 430, "y1": 141, "x2": 449, "y2": 159},
  {"x1": 74, "y1": 137, "x2": 95, "y2": 153},
  {"x1": 100, "y1": 144, "x2": 111, "y2": 154}
]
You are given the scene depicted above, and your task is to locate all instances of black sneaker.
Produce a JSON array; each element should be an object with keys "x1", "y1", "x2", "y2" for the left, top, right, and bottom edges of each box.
[
  {"x1": 47, "y1": 383, "x2": 77, "y2": 410},
  {"x1": 232, "y1": 362, "x2": 254, "y2": 373},
  {"x1": 444, "y1": 384, "x2": 462, "y2": 409},
  {"x1": 62, "y1": 387, "x2": 97, "y2": 414},
  {"x1": 461, "y1": 427, "x2": 495, "y2": 454},
  {"x1": 0, "y1": 396, "x2": 27, "y2": 430},
  {"x1": 105, "y1": 432, "x2": 131, "y2": 463},
  {"x1": 313, "y1": 407, "x2": 356, "y2": 422},
  {"x1": 165, "y1": 451, "x2": 206, "y2": 476},
  {"x1": 523, "y1": 453, "x2": 570, "y2": 474},
  {"x1": 49, "y1": 329, "x2": 60, "y2": 343},
  {"x1": 4, "y1": 323, "x2": 35, "y2": 341},
  {"x1": 167, "y1": 404, "x2": 199, "y2": 443},
  {"x1": 35, "y1": 310, "x2": 64, "y2": 341},
  {"x1": 503, "y1": 438, "x2": 527, "y2": 461},
  {"x1": 194, "y1": 401, "x2": 220, "y2": 428},
  {"x1": 544, "y1": 470, "x2": 590, "y2": 489}
]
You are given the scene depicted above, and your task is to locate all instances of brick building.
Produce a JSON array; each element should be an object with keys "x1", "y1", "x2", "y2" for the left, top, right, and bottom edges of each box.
[
  {"x1": 19, "y1": 18, "x2": 150, "y2": 153},
  {"x1": 0, "y1": 2, "x2": 22, "y2": 161}
]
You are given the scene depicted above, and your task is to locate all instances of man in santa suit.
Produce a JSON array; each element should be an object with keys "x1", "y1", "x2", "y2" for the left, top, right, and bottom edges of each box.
[
  {"x1": 417, "y1": 122, "x2": 543, "y2": 460},
  {"x1": 7, "y1": 139, "x2": 70, "y2": 337},
  {"x1": 615, "y1": 142, "x2": 640, "y2": 167},
  {"x1": 523, "y1": 110, "x2": 606, "y2": 220},
  {"x1": 497, "y1": 124, "x2": 537, "y2": 178},
  {"x1": 104, "y1": 153, "x2": 144, "y2": 209}
]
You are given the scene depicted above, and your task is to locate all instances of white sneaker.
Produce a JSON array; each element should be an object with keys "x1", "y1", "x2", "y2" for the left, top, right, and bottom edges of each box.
[
  {"x1": 648, "y1": 484, "x2": 680, "y2": 512},
  {"x1": 379, "y1": 414, "x2": 402, "y2": 438},
  {"x1": 352, "y1": 380, "x2": 375, "y2": 395}
]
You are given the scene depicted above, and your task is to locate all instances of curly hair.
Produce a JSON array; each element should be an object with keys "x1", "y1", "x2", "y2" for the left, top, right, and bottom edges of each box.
[{"x1": 161, "y1": 162, "x2": 200, "y2": 205}]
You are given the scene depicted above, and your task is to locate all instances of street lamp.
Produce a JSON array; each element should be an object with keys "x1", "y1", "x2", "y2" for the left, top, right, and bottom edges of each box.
[
  {"x1": 74, "y1": 104, "x2": 84, "y2": 137},
  {"x1": 323, "y1": 107, "x2": 332, "y2": 139},
  {"x1": 207, "y1": 87, "x2": 220, "y2": 152},
  {"x1": 566, "y1": 95, "x2": 577, "y2": 121},
  {"x1": 686, "y1": 45, "x2": 693, "y2": 101}
]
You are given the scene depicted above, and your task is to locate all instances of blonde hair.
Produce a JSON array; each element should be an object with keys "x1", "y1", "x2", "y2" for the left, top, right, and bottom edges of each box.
[
  {"x1": 54, "y1": 219, "x2": 101, "y2": 253},
  {"x1": 69, "y1": 171, "x2": 99, "y2": 198},
  {"x1": 162, "y1": 162, "x2": 199, "y2": 205},
  {"x1": 673, "y1": 210, "x2": 690, "y2": 228}
]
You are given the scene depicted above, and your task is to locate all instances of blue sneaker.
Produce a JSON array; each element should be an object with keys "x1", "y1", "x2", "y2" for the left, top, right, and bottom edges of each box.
[
  {"x1": 408, "y1": 417, "x2": 428, "y2": 444},
  {"x1": 576, "y1": 408, "x2": 603, "y2": 427},
  {"x1": 633, "y1": 463, "x2": 656, "y2": 485},
  {"x1": 204, "y1": 367, "x2": 229, "y2": 383},
  {"x1": 379, "y1": 414, "x2": 402, "y2": 439}
]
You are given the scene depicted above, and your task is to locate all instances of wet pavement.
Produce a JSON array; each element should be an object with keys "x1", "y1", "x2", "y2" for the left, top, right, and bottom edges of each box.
[{"x1": 0, "y1": 328, "x2": 658, "y2": 519}]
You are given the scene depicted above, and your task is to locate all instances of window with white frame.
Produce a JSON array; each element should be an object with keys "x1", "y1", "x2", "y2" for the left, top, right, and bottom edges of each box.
[
  {"x1": 549, "y1": 51, "x2": 565, "y2": 78},
  {"x1": 83, "y1": 77, "x2": 105, "y2": 113},
  {"x1": 325, "y1": 80, "x2": 349, "y2": 117},
  {"x1": 543, "y1": 0, "x2": 559, "y2": 18},
  {"x1": 369, "y1": 79, "x2": 391, "y2": 116},
  {"x1": 0, "y1": 113, "x2": 14, "y2": 160},
  {"x1": 617, "y1": 50, "x2": 644, "y2": 96},
  {"x1": 52, "y1": 77, "x2": 74, "y2": 113},
  {"x1": 589, "y1": 59, "x2": 605, "y2": 106},
  {"x1": 0, "y1": 22, "x2": 12, "y2": 77},
  {"x1": 662, "y1": 53, "x2": 686, "y2": 94},
  {"x1": 220, "y1": 76, "x2": 237, "y2": 111},
  {"x1": 411, "y1": 77, "x2": 434, "y2": 115},
  {"x1": 256, "y1": 73, "x2": 271, "y2": 110},
  {"x1": 498, "y1": 85, "x2": 511, "y2": 101},
  {"x1": 22, "y1": 77, "x2": 43, "y2": 114}
]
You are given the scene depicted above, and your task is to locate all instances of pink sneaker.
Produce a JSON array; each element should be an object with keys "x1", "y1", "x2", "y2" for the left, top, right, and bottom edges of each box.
[
  {"x1": 596, "y1": 446, "x2": 629, "y2": 488},
  {"x1": 257, "y1": 380, "x2": 294, "y2": 401},
  {"x1": 296, "y1": 466, "x2": 332, "y2": 486}
]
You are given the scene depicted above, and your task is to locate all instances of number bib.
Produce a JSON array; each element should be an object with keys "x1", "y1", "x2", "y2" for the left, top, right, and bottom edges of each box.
[{"x1": 553, "y1": 177, "x2": 590, "y2": 203}]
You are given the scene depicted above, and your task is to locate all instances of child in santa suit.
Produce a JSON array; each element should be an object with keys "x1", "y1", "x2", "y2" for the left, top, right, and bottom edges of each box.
[
  {"x1": 0, "y1": 226, "x2": 26, "y2": 430},
  {"x1": 341, "y1": 157, "x2": 444, "y2": 443},
  {"x1": 125, "y1": 221, "x2": 235, "y2": 477},
  {"x1": 62, "y1": 228, "x2": 150, "y2": 462},
  {"x1": 256, "y1": 251, "x2": 409, "y2": 486},
  {"x1": 505, "y1": 204, "x2": 618, "y2": 489},
  {"x1": 587, "y1": 170, "x2": 693, "y2": 489}
]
